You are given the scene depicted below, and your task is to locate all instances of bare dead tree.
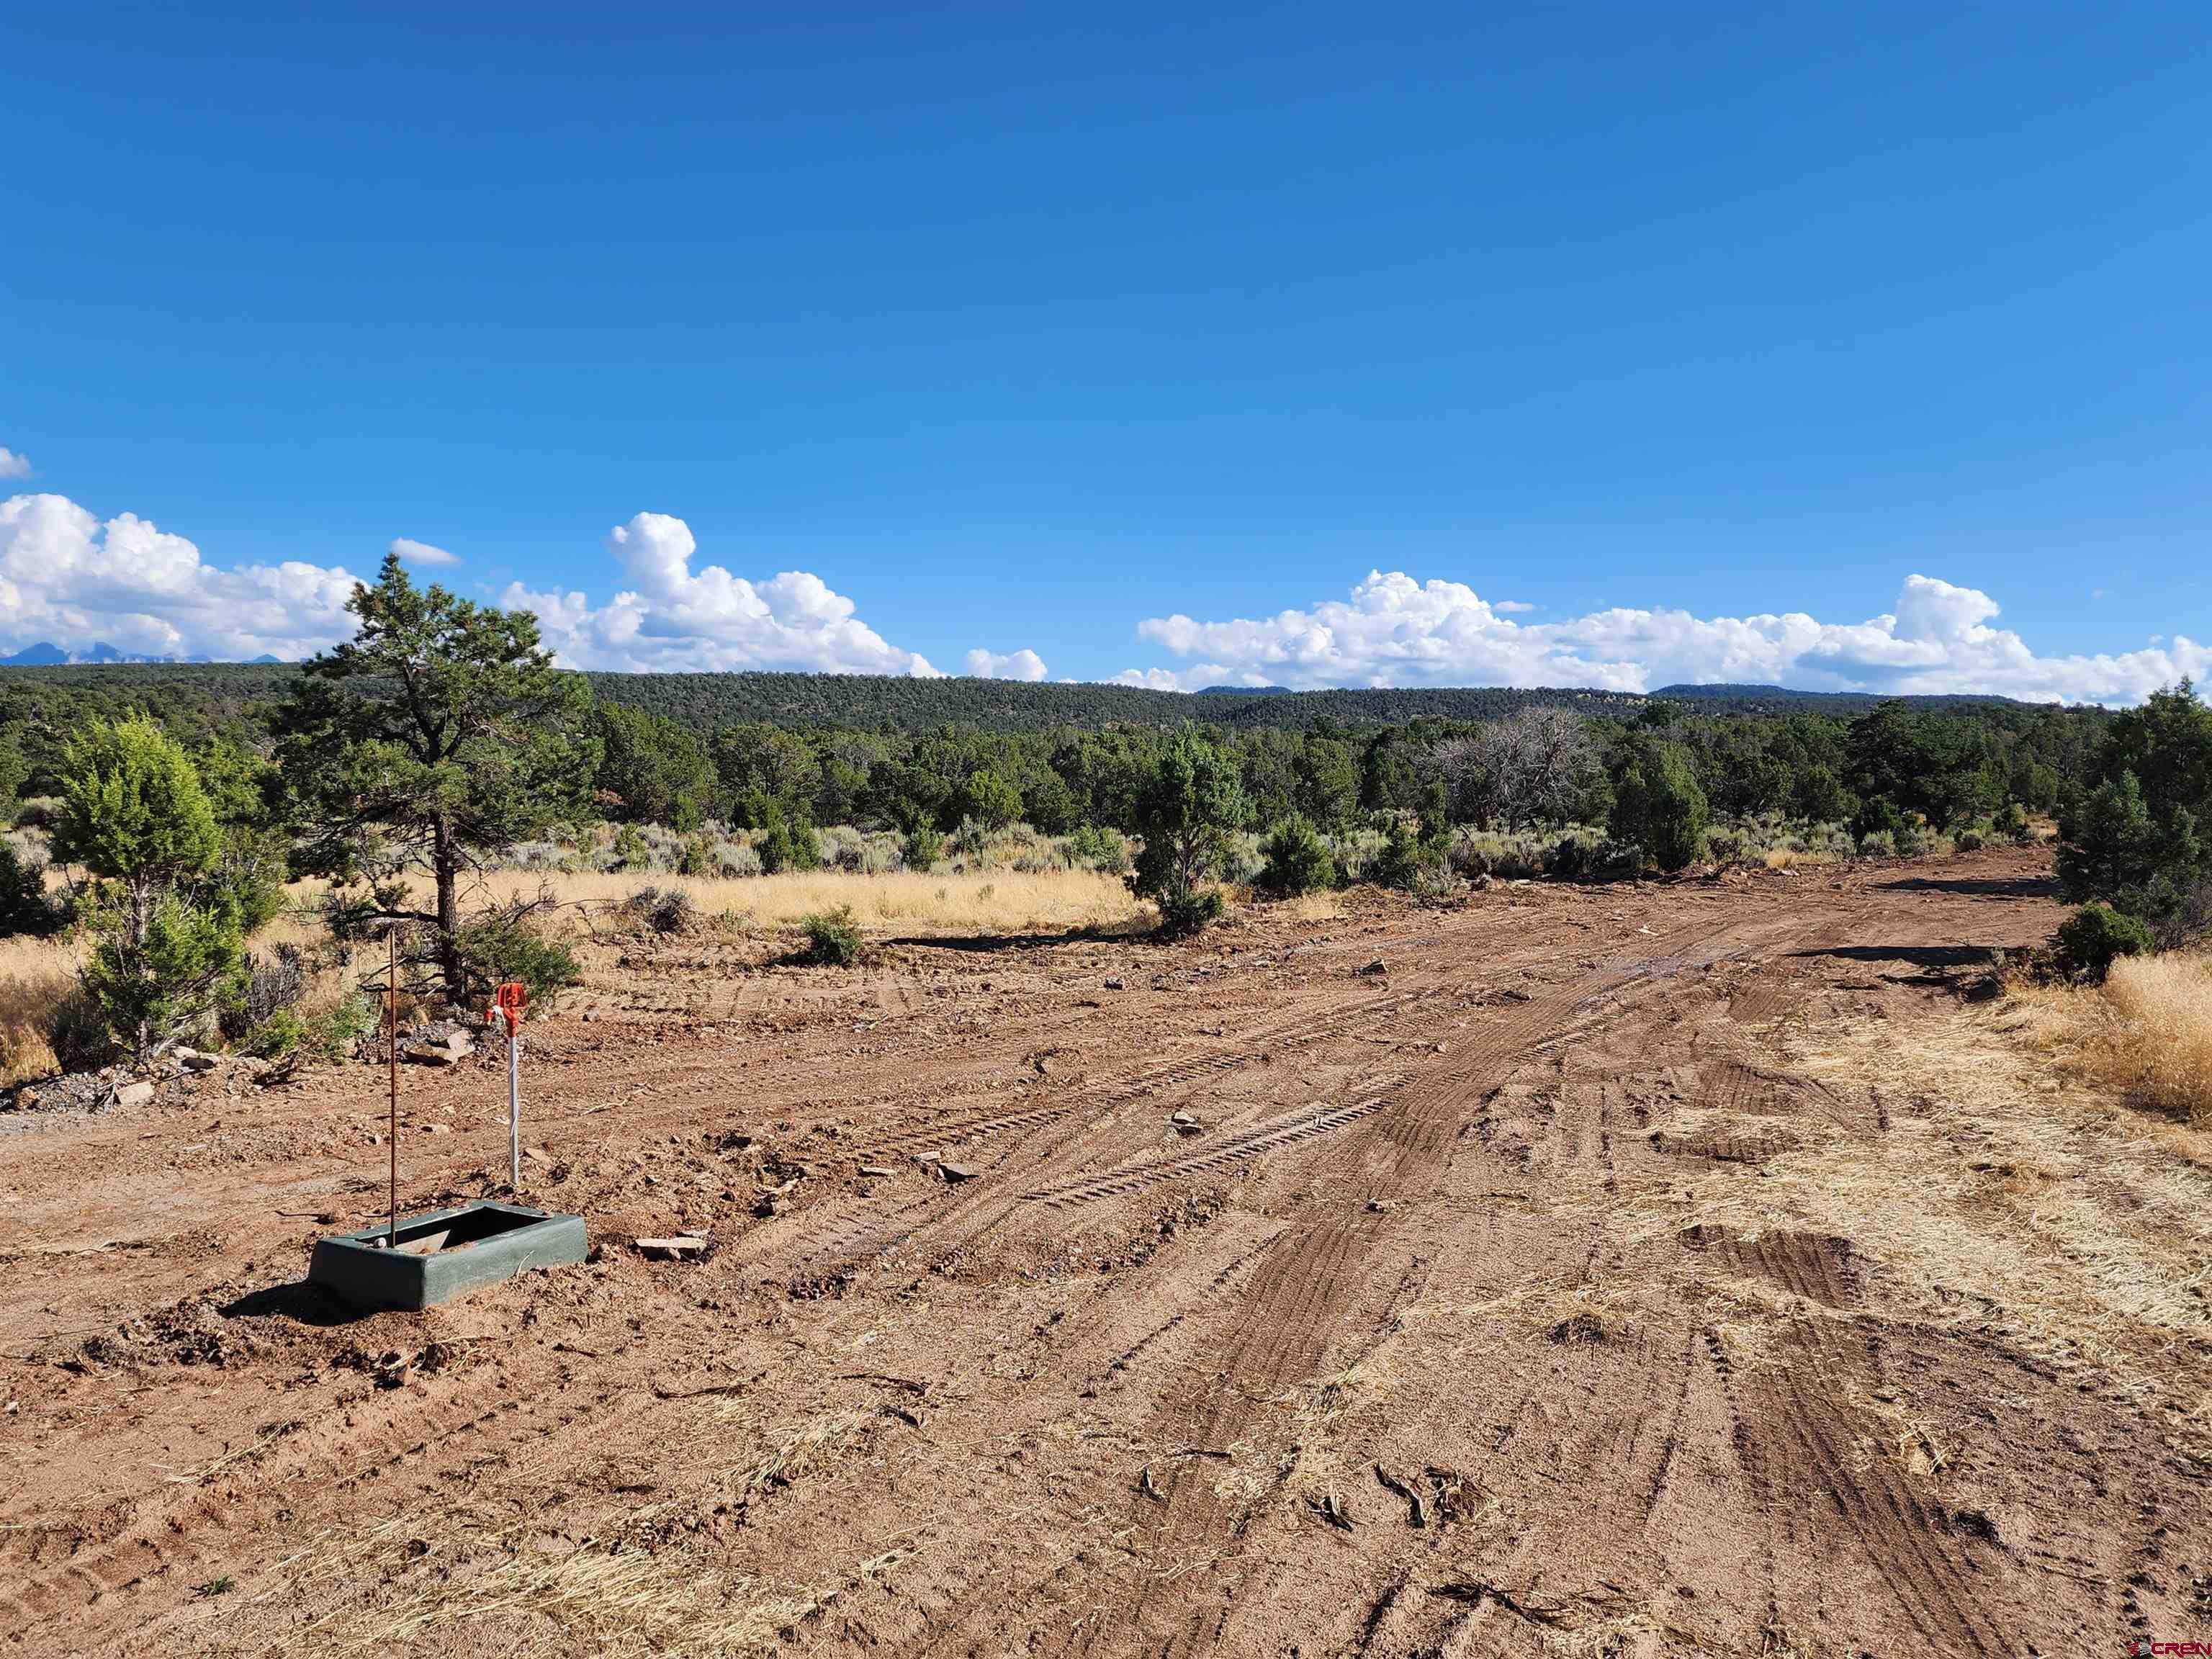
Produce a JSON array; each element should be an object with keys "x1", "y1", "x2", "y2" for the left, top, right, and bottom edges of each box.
[{"x1": 1429, "y1": 708, "x2": 1596, "y2": 830}]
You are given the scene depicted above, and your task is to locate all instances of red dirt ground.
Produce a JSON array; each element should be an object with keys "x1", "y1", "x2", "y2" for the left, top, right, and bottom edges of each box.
[{"x1": 4, "y1": 846, "x2": 2209, "y2": 1656}]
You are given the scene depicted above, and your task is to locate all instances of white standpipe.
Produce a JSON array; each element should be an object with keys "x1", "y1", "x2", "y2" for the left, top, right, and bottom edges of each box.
[{"x1": 508, "y1": 1022, "x2": 522, "y2": 1195}]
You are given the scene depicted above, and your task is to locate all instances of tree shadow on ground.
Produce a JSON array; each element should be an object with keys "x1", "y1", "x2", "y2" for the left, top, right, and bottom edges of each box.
[
  {"x1": 882, "y1": 923, "x2": 1148, "y2": 954},
  {"x1": 1874, "y1": 874, "x2": 2061, "y2": 900}
]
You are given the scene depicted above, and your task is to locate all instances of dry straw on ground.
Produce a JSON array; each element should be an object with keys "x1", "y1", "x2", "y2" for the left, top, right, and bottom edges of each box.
[{"x1": 2010, "y1": 953, "x2": 2212, "y2": 1126}]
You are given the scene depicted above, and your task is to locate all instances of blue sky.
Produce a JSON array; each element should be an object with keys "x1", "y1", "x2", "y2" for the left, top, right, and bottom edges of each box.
[{"x1": 2, "y1": 4, "x2": 2208, "y2": 698}]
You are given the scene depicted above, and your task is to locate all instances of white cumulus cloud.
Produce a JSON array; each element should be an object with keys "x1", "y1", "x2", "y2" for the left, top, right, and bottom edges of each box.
[
  {"x1": 0, "y1": 492, "x2": 361, "y2": 661},
  {"x1": 389, "y1": 536, "x2": 459, "y2": 567},
  {"x1": 1118, "y1": 570, "x2": 2210, "y2": 706},
  {"x1": 501, "y1": 511, "x2": 940, "y2": 677},
  {"x1": 964, "y1": 647, "x2": 1048, "y2": 681},
  {"x1": 0, "y1": 449, "x2": 32, "y2": 481}
]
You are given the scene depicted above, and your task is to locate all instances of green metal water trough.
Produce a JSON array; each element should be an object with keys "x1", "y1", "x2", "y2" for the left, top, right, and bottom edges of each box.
[{"x1": 309, "y1": 1200, "x2": 587, "y2": 1310}]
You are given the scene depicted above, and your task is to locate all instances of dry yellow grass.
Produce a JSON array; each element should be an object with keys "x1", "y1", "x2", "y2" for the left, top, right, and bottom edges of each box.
[
  {"x1": 1762, "y1": 847, "x2": 1839, "y2": 871},
  {"x1": 397, "y1": 866, "x2": 1147, "y2": 935},
  {"x1": 0, "y1": 932, "x2": 81, "y2": 1086},
  {"x1": 2013, "y1": 953, "x2": 2212, "y2": 1126}
]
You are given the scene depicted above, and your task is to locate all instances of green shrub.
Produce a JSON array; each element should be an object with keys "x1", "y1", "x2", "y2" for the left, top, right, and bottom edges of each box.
[
  {"x1": 301, "y1": 993, "x2": 379, "y2": 1061},
  {"x1": 757, "y1": 817, "x2": 821, "y2": 874},
  {"x1": 1858, "y1": 830, "x2": 1898, "y2": 858},
  {"x1": 902, "y1": 823, "x2": 945, "y2": 871},
  {"x1": 1155, "y1": 886, "x2": 1225, "y2": 938},
  {"x1": 1608, "y1": 740, "x2": 1709, "y2": 873},
  {"x1": 796, "y1": 905, "x2": 863, "y2": 966},
  {"x1": 1257, "y1": 815, "x2": 1336, "y2": 896},
  {"x1": 454, "y1": 917, "x2": 581, "y2": 1007},
  {"x1": 0, "y1": 841, "x2": 58, "y2": 938},
  {"x1": 1996, "y1": 803, "x2": 2033, "y2": 844},
  {"x1": 2052, "y1": 903, "x2": 2155, "y2": 983},
  {"x1": 611, "y1": 823, "x2": 649, "y2": 871},
  {"x1": 1066, "y1": 822, "x2": 1128, "y2": 873},
  {"x1": 244, "y1": 1007, "x2": 307, "y2": 1058},
  {"x1": 1375, "y1": 816, "x2": 1446, "y2": 891}
]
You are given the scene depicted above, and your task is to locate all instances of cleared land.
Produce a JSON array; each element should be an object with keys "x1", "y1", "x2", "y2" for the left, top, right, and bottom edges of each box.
[{"x1": 2, "y1": 846, "x2": 2208, "y2": 1656}]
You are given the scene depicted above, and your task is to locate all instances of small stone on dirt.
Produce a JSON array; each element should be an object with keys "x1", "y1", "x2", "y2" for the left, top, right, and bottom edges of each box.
[
  {"x1": 176, "y1": 1048, "x2": 217, "y2": 1073},
  {"x1": 1359, "y1": 958, "x2": 1388, "y2": 977},
  {"x1": 1103, "y1": 976, "x2": 1125, "y2": 991},
  {"x1": 938, "y1": 1161, "x2": 978, "y2": 1183},
  {"x1": 859, "y1": 1164, "x2": 896, "y2": 1179},
  {"x1": 116, "y1": 1081, "x2": 156, "y2": 1108},
  {"x1": 636, "y1": 1235, "x2": 709, "y2": 1260}
]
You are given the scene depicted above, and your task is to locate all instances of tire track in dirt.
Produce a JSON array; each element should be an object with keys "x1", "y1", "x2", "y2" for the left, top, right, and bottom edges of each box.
[
  {"x1": 1097, "y1": 904, "x2": 1866, "y2": 1655},
  {"x1": 1751, "y1": 1328, "x2": 2004, "y2": 1658},
  {"x1": 0, "y1": 1372, "x2": 597, "y2": 1642}
]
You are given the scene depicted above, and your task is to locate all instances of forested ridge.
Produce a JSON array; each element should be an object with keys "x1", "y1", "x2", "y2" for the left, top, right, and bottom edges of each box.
[
  {"x1": 0, "y1": 657, "x2": 2115, "y2": 862},
  {"x1": 0, "y1": 660, "x2": 2048, "y2": 739}
]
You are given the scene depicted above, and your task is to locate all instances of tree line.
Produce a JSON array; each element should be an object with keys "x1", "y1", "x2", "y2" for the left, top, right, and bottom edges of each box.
[{"x1": 3, "y1": 557, "x2": 2202, "y2": 1073}]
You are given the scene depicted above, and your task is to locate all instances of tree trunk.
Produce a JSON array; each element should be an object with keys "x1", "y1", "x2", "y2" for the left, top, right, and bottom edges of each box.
[{"x1": 433, "y1": 820, "x2": 462, "y2": 1003}]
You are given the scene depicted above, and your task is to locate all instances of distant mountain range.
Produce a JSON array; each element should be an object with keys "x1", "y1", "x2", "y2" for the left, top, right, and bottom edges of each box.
[{"x1": 0, "y1": 642, "x2": 287, "y2": 667}]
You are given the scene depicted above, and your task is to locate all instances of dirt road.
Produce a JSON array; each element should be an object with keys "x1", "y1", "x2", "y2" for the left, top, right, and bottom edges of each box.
[{"x1": 4, "y1": 847, "x2": 2209, "y2": 1656}]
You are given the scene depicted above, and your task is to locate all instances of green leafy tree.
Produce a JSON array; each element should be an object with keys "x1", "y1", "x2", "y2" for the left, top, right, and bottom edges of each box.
[
  {"x1": 1295, "y1": 737, "x2": 1363, "y2": 830},
  {"x1": 2056, "y1": 771, "x2": 2167, "y2": 903},
  {"x1": 712, "y1": 723, "x2": 821, "y2": 827},
  {"x1": 958, "y1": 769, "x2": 1023, "y2": 832},
  {"x1": 1609, "y1": 739, "x2": 1709, "y2": 873},
  {"x1": 0, "y1": 737, "x2": 30, "y2": 811},
  {"x1": 52, "y1": 714, "x2": 245, "y2": 1058},
  {"x1": 1130, "y1": 731, "x2": 1249, "y2": 932},
  {"x1": 274, "y1": 554, "x2": 598, "y2": 999},
  {"x1": 595, "y1": 704, "x2": 714, "y2": 830}
]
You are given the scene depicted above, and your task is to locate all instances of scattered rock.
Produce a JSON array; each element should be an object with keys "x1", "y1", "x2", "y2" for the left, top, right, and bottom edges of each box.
[
  {"x1": 421, "y1": 1122, "x2": 452, "y2": 1136},
  {"x1": 1103, "y1": 976, "x2": 1125, "y2": 991},
  {"x1": 1366, "y1": 1198, "x2": 1396, "y2": 1213},
  {"x1": 174, "y1": 1048, "x2": 217, "y2": 1073},
  {"x1": 1359, "y1": 958, "x2": 1388, "y2": 977},
  {"x1": 636, "y1": 1235, "x2": 709, "y2": 1261},
  {"x1": 858, "y1": 1164, "x2": 896, "y2": 1179},
  {"x1": 1170, "y1": 1110, "x2": 1203, "y2": 1136},
  {"x1": 115, "y1": 1080, "x2": 156, "y2": 1109},
  {"x1": 938, "y1": 1161, "x2": 978, "y2": 1183}
]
